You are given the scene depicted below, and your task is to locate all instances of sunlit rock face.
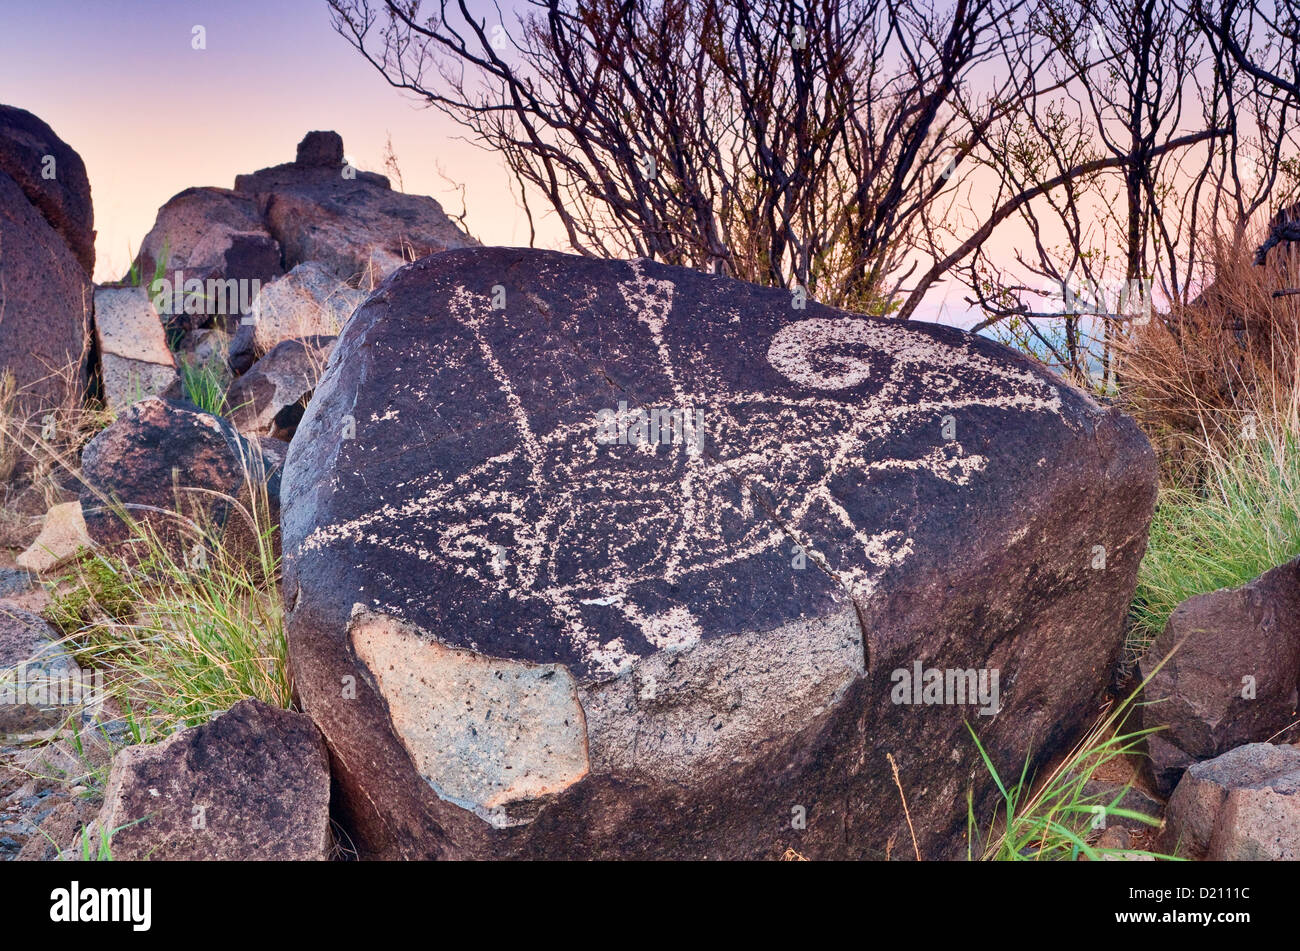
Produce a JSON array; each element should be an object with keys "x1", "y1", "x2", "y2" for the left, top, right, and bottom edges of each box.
[
  {"x1": 234, "y1": 132, "x2": 477, "y2": 289},
  {"x1": 282, "y1": 247, "x2": 1156, "y2": 860}
]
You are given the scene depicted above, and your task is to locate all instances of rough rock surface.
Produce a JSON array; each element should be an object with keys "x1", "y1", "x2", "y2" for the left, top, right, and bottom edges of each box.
[
  {"x1": 0, "y1": 569, "x2": 34, "y2": 598},
  {"x1": 133, "y1": 186, "x2": 281, "y2": 286},
  {"x1": 79, "y1": 398, "x2": 281, "y2": 554},
  {"x1": 234, "y1": 132, "x2": 476, "y2": 287},
  {"x1": 0, "y1": 606, "x2": 80, "y2": 741},
  {"x1": 93, "y1": 286, "x2": 178, "y2": 412},
  {"x1": 1161, "y1": 742, "x2": 1300, "y2": 860},
  {"x1": 228, "y1": 262, "x2": 361, "y2": 374},
  {"x1": 13, "y1": 798, "x2": 98, "y2": 861},
  {"x1": 282, "y1": 247, "x2": 1157, "y2": 859},
  {"x1": 0, "y1": 104, "x2": 94, "y2": 274},
  {"x1": 227, "y1": 336, "x2": 335, "y2": 441},
  {"x1": 93, "y1": 699, "x2": 332, "y2": 860},
  {"x1": 0, "y1": 169, "x2": 91, "y2": 414},
  {"x1": 15, "y1": 501, "x2": 92, "y2": 574},
  {"x1": 131, "y1": 186, "x2": 282, "y2": 332},
  {"x1": 1140, "y1": 558, "x2": 1300, "y2": 796}
]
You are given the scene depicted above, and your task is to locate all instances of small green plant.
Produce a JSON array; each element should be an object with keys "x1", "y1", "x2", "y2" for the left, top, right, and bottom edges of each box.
[
  {"x1": 80, "y1": 823, "x2": 114, "y2": 861},
  {"x1": 43, "y1": 816, "x2": 147, "y2": 861},
  {"x1": 44, "y1": 553, "x2": 137, "y2": 638},
  {"x1": 965, "y1": 682, "x2": 1174, "y2": 861},
  {"x1": 126, "y1": 237, "x2": 170, "y2": 294},
  {"x1": 179, "y1": 356, "x2": 232, "y2": 417}
]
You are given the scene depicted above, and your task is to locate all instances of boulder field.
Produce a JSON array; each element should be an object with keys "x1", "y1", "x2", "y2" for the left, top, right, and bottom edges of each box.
[{"x1": 281, "y1": 247, "x2": 1157, "y2": 859}]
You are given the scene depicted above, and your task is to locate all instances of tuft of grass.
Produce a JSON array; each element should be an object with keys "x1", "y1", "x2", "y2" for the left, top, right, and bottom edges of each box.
[
  {"x1": 179, "y1": 356, "x2": 231, "y2": 417},
  {"x1": 966, "y1": 684, "x2": 1173, "y2": 861},
  {"x1": 43, "y1": 455, "x2": 289, "y2": 740},
  {"x1": 1130, "y1": 427, "x2": 1300, "y2": 654}
]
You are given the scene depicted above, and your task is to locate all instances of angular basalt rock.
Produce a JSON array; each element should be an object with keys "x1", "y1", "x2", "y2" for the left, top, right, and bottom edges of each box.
[
  {"x1": 1161, "y1": 742, "x2": 1300, "y2": 860},
  {"x1": 281, "y1": 247, "x2": 1157, "y2": 859},
  {"x1": 228, "y1": 262, "x2": 362, "y2": 374},
  {"x1": 1140, "y1": 557, "x2": 1300, "y2": 796},
  {"x1": 92, "y1": 699, "x2": 332, "y2": 860},
  {"x1": 0, "y1": 169, "x2": 91, "y2": 415},
  {"x1": 93, "y1": 286, "x2": 178, "y2": 413},
  {"x1": 130, "y1": 186, "x2": 282, "y2": 333},
  {"x1": 227, "y1": 336, "x2": 335, "y2": 441},
  {"x1": 234, "y1": 132, "x2": 476, "y2": 288},
  {"x1": 79, "y1": 398, "x2": 281, "y2": 556},
  {"x1": 0, "y1": 104, "x2": 95, "y2": 274}
]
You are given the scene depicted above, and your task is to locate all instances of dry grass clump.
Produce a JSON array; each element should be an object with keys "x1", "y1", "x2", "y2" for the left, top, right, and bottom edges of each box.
[
  {"x1": 1120, "y1": 216, "x2": 1300, "y2": 651},
  {"x1": 1118, "y1": 228, "x2": 1300, "y2": 483},
  {"x1": 0, "y1": 363, "x2": 113, "y2": 545},
  {"x1": 42, "y1": 455, "x2": 288, "y2": 741}
]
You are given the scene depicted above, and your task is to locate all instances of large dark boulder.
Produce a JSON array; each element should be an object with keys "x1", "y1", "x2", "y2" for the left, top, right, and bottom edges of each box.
[
  {"x1": 0, "y1": 104, "x2": 94, "y2": 274},
  {"x1": 1140, "y1": 558, "x2": 1300, "y2": 796},
  {"x1": 0, "y1": 169, "x2": 91, "y2": 415},
  {"x1": 234, "y1": 132, "x2": 476, "y2": 288},
  {"x1": 92, "y1": 699, "x2": 332, "y2": 860},
  {"x1": 281, "y1": 247, "x2": 1157, "y2": 859}
]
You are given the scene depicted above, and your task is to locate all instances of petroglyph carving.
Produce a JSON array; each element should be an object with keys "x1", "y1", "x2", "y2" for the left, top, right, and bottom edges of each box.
[{"x1": 301, "y1": 260, "x2": 1064, "y2": 678}]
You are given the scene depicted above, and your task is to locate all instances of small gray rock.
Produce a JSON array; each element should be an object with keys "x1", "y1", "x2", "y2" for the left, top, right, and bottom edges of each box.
[{"x1": 1161, "y1": 742, "x2": 1300, "y2": 859}]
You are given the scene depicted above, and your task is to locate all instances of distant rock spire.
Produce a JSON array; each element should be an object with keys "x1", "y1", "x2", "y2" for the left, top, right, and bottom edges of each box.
[{"x1": 295, "y1": 130, "x2": 344, "y2": 168}]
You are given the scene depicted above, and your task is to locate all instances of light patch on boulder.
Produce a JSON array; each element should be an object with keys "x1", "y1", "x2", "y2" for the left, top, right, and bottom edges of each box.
[
  {"x1": 350, "y1": 610, "x2": 590, "y2": 827},
  {"x1": 582, "y1": 599, "x2": 865, "y2": 785},
  {"x1": 93, "y1": 286, "x2": 177, "y2": 413}
]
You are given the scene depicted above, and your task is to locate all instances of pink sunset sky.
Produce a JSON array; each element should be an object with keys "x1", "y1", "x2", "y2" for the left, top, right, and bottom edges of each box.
[{"x1": 2, "y1": 0, "x2": 995, "y2": 325}]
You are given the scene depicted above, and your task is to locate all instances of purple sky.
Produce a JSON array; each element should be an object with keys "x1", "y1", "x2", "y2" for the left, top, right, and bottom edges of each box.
[{"x1": 0, "y1": 0, "x2": 971, "y2": 323}]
